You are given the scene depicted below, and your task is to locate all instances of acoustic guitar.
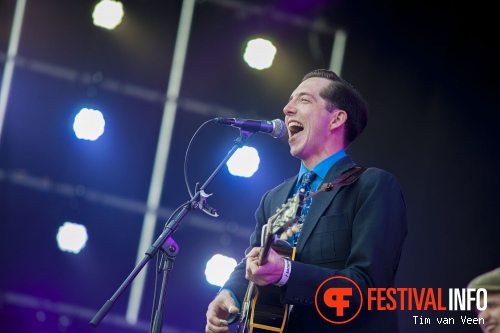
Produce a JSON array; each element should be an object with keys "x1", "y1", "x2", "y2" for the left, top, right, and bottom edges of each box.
[{"x1": 235, "y1": 189, "x2": 305, "y2": 333}]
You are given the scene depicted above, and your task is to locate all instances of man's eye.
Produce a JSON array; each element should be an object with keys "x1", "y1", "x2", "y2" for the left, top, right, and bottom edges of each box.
[{"x1": 301, "y1": 98, "x2": 310, "y2": 103}]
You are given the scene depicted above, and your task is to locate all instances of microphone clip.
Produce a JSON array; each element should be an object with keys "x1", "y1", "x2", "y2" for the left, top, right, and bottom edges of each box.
[{"x1": 193, "y1": 183, "x2": 219, "y2": 217}]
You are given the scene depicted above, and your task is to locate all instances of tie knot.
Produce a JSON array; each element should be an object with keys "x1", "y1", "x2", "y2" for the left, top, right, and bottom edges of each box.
[{"x1": 300, "y1": 171, "x2": 317, "y2": 189}]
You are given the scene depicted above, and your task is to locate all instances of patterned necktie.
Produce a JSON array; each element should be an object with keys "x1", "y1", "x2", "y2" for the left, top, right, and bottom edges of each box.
[{"x1": 289, "y1": 171, "x2": 317, "y2": 246}]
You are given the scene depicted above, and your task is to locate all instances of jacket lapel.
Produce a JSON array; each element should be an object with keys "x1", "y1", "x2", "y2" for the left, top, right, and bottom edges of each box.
[
  {"x1": 295, "y1": 156, "x2": 356, "y2": 254},
  {"x1": 270, "y1": 175, "x2": 298, "y2": 218}
]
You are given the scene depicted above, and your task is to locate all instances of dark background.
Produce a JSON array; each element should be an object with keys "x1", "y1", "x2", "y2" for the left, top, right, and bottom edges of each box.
[{"x1": 0, "y1": 1, "x2": 498, "y2": 332}]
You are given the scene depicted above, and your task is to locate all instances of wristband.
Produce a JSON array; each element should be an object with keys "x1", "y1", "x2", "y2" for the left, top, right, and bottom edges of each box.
[{"x1": 275, "y1": 257, "x2": 291, "y2": 286}]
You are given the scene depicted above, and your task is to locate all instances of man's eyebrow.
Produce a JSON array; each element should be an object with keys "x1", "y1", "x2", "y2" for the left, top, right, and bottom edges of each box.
[{"x1": 289, "y1": 91, "x2": 315, "y2": 101}]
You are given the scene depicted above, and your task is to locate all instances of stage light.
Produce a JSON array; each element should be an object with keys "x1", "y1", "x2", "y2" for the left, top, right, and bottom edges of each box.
[
  {"x1": 93, "y1": 0, "x2": 124, "y2": 30},
  {"x1": 243, "y1": 38, "x2": 277, "y2": 70},
  {"x1": 204, "y1": 254, "x2": 237, "y2": 287},
  {"x1": 56, "y1": 222, "x2": 88, "y2": 254},
  {"x1": 73, "y1": 108, "x2": 105, "y2": 141},
  {"x1": 226, "y1": 146, "x2": 260, "y2": 177}
]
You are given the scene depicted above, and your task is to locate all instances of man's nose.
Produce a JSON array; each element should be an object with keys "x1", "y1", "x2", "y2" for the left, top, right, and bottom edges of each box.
[{"x1": 283, "y1": 101, "x2": 295, "y2": 115}]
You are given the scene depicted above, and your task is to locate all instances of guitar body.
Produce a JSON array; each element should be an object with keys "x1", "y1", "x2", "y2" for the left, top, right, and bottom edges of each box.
[{"x1": 248, "y1": 244, "x2": 295, "y2": 333}]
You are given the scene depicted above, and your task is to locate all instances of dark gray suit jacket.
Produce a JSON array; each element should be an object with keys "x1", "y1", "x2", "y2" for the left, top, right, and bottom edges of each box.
[{"x1": 223, "y1": 155, "x2": 408, "y2": 332}]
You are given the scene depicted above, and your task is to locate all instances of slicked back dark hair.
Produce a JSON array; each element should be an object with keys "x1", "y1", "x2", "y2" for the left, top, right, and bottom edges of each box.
[{"x1": 302, "y1": 69, "x2": 368, "y2": 147}]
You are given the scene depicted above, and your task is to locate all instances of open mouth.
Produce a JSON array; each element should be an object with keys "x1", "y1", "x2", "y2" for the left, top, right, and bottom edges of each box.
[{"x1": 288, "y1": 121, "x2": 304, "y2": 138}]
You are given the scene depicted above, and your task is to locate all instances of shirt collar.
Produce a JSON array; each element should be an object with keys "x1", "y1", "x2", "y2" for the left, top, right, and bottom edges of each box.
[{"x1": 297, "y1": 149, "x2": 346, "y2": 188}]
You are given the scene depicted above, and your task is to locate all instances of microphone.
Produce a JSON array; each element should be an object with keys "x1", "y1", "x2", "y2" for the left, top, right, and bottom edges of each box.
[{"x1": 213, "y1": 117, "x2": 286, "y2": 138}]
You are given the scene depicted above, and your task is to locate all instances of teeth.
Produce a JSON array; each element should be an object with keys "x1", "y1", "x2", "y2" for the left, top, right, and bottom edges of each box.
[
  {"x1": 487, "y1": 324, "x2": 496, "y2": 331},
  {"x1": 288, "y1": 121, "x2": 303, "y2": 128}
]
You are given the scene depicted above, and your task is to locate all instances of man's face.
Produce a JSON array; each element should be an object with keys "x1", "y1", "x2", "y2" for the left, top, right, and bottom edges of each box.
[
  {"x1": 478, "y1": 292, "x2": 500, "y2": 333},
  {"x1": 283, "y1": 77, "x2": 340, "y2": 165}
]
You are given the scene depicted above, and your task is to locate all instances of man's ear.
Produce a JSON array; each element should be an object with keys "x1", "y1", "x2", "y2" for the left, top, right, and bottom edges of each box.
[{"x1": 330, "y1": 109, "x2": 347, "y2": 131}]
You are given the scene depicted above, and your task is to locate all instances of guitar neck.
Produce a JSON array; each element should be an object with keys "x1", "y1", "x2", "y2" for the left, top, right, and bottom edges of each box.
[{"x1": 258, "y1": 231, "x2": 275, "y2": 266}]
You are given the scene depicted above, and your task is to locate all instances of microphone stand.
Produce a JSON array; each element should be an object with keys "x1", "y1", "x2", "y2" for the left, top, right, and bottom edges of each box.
[
  {"x1": 90, "y1": 129, "x2": 254, "y2": 330},
  {"x1": 151, "y1": 237, "x2": 179, "y2": 333}
]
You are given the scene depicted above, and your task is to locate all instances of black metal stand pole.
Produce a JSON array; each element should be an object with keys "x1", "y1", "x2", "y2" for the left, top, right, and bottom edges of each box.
[{"x1": 150, "y1": 237, "x2": 179, "y2": 333}]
